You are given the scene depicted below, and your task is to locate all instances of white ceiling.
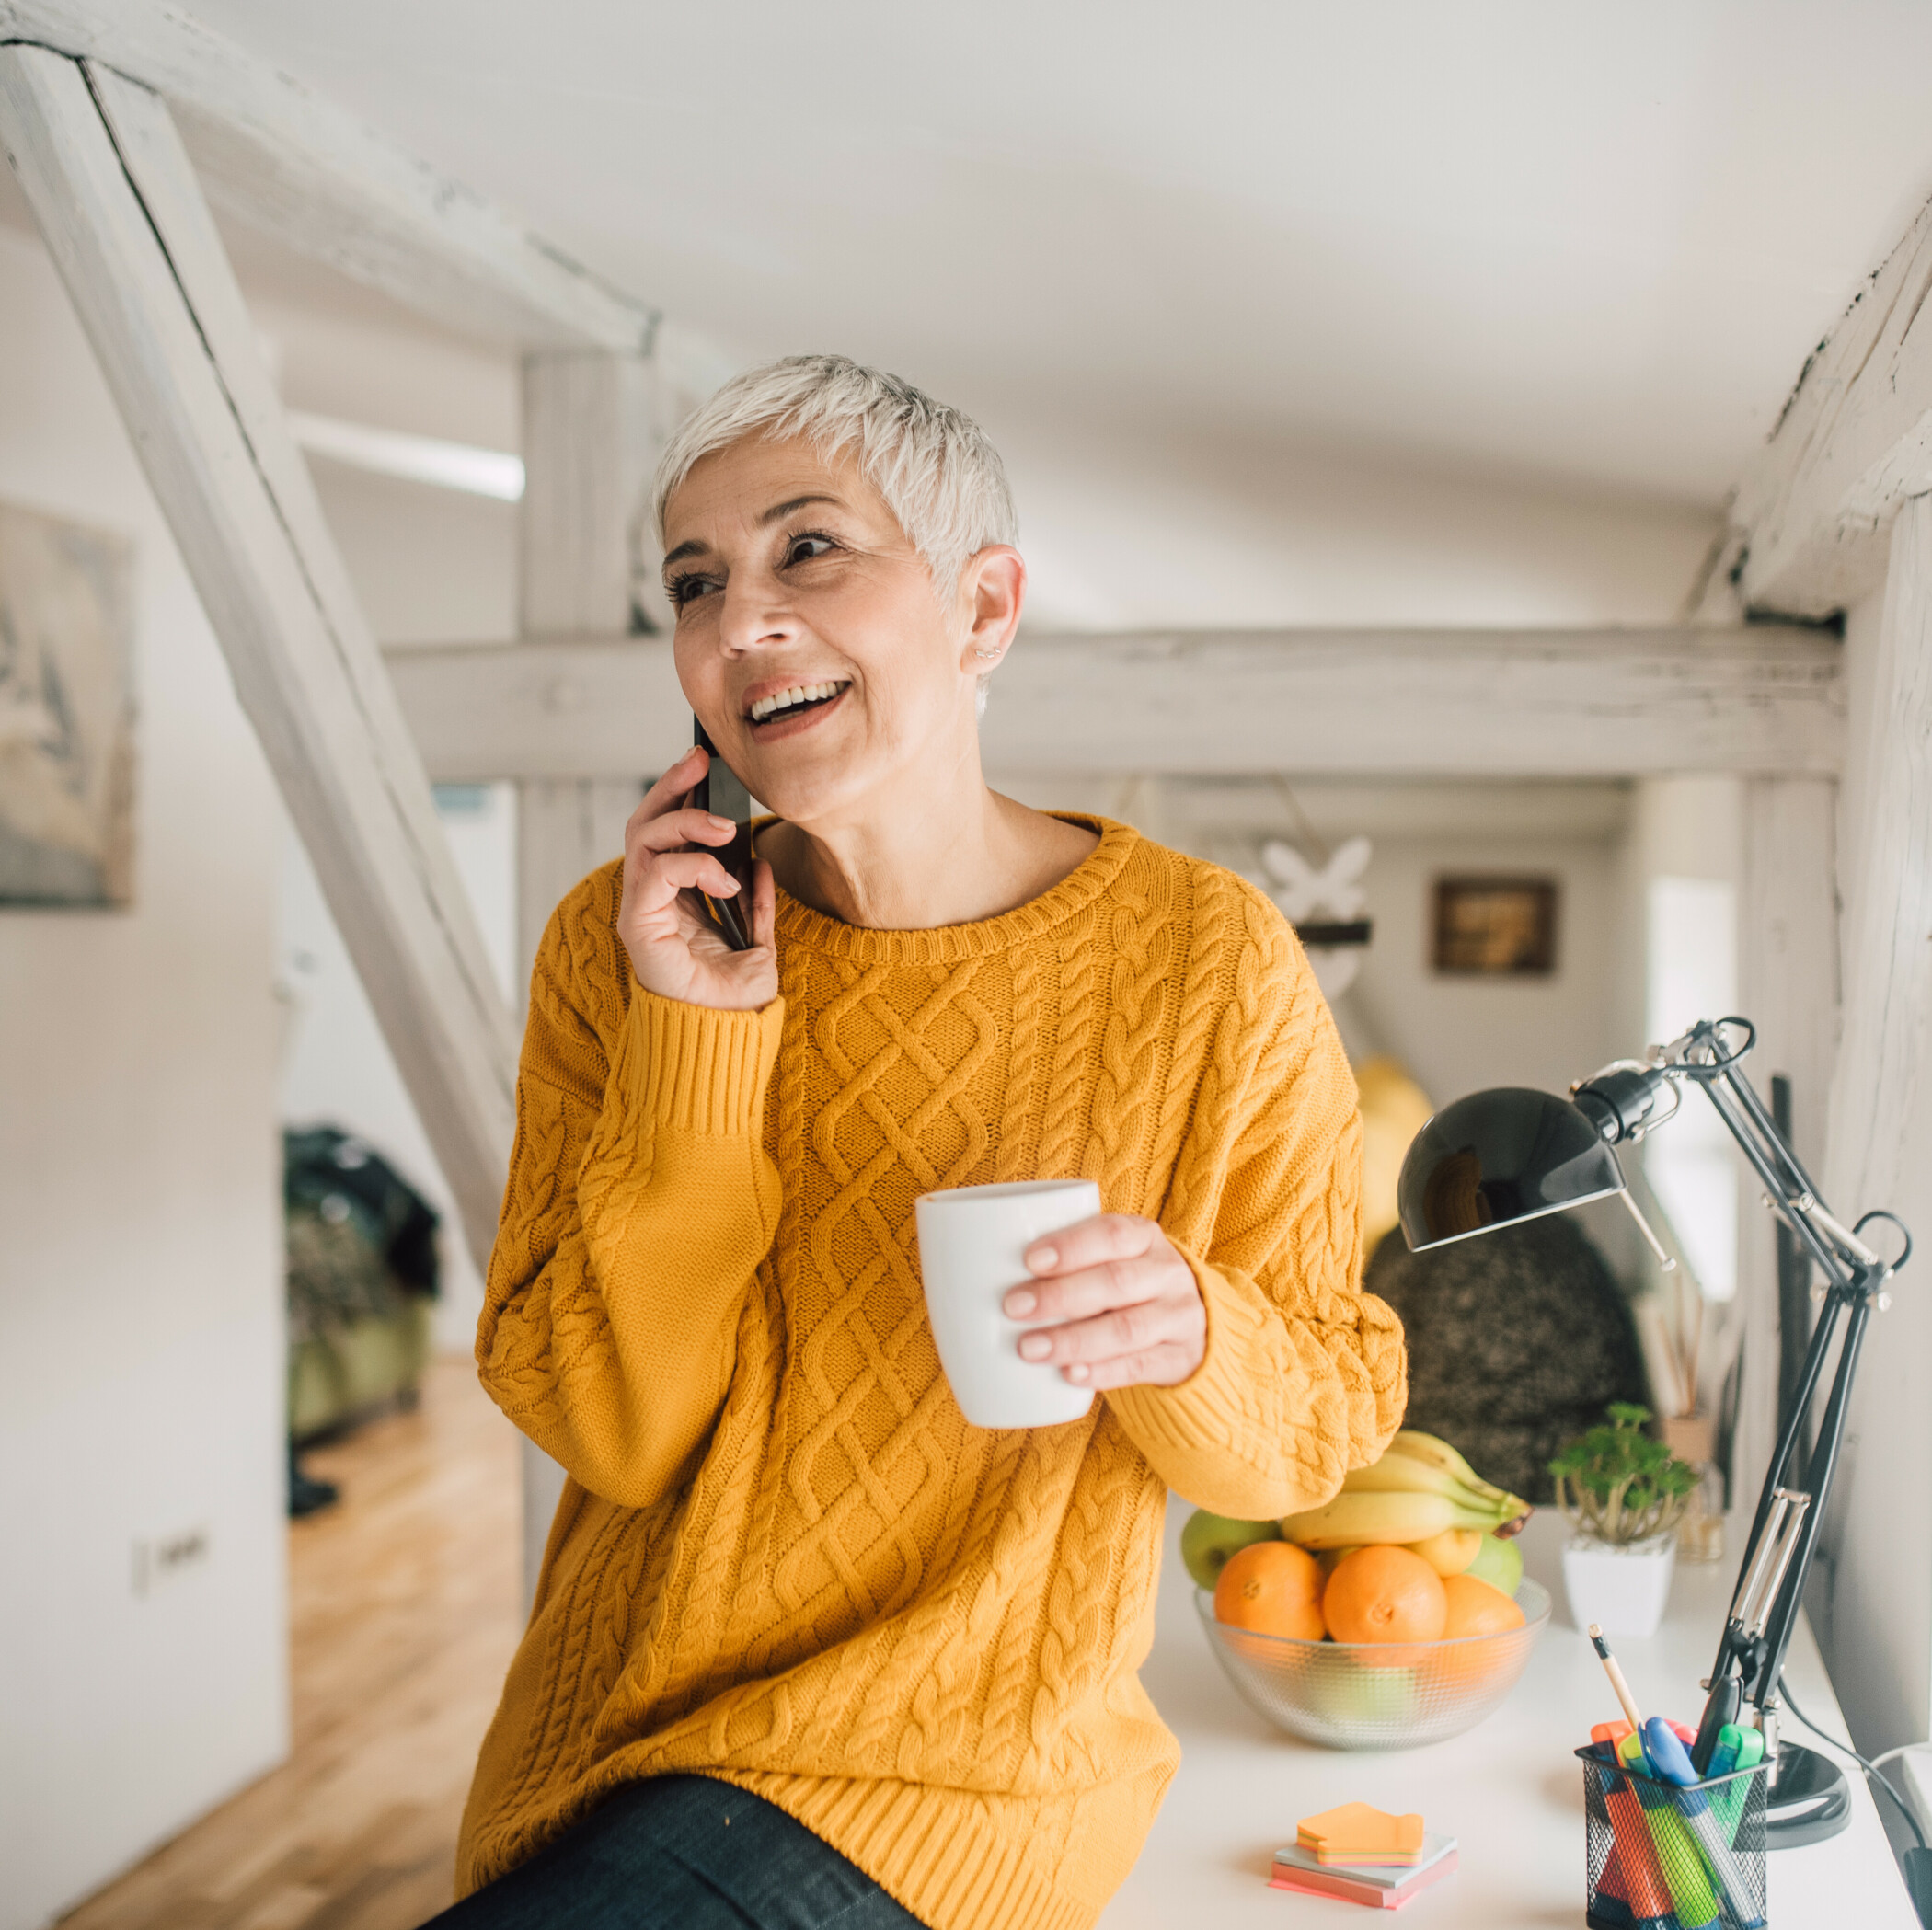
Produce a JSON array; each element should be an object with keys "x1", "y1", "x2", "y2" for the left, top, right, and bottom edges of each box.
[{"x1": 176, "y1": 0, "x2": 1932, "y2": 511}]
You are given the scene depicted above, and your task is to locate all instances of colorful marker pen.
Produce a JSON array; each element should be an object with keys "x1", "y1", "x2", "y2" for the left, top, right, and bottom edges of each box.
[
  {"x1": 1618, "y1": 1731, "x2": 1721, "y2": 1929},
  {"x1": 1708, "y1": 1726, "x2": 1766, "y2": 1844},
  {"x1": 1642, "y1": 1720, "x2": 1765, "y2": 1930},
  {"x1": 1593, "y1": 1744, "x2": 1684, "y2": 1930}
]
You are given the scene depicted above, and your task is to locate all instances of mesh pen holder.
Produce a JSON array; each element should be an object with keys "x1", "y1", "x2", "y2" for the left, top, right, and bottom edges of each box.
[{"x1": 1579, "y1": 1747, "x2": 1768, "y2": 1930}]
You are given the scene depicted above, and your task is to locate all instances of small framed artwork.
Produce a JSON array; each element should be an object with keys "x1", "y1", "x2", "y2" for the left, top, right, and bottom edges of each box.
[
  {"x1": 1, "y1": 499, "x2": 135, "y2": 906},
  {"x1": 1432, "y1": 876, "x2": 1558, "y2": 976}
]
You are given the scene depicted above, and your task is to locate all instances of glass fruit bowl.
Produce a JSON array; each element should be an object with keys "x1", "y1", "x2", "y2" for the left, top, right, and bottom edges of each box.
[{"x1": 1195, "y1": 1577, "x2": 1551, "y2": 1750}]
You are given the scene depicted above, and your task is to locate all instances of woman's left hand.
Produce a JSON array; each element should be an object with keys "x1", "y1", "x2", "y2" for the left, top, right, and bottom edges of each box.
[{"x1": 1002, "y1": 1214, "x2": 1206, "y2": 1390}]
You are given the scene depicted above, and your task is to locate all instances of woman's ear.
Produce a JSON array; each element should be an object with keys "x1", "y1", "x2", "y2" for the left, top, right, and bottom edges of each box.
[{"x1": 958, "y1": 545, "x2": 1026, "y2": 674}]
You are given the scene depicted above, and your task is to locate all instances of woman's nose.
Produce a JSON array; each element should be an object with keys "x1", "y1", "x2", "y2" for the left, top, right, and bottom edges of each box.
[{"x1": 715, "y1": 570, "x2": 801, "y2": 655}]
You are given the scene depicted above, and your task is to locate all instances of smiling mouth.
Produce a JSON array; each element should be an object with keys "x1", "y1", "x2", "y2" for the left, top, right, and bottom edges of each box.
[{"x1": 747, "y1": 679, "x2": 850, "y2": 725}]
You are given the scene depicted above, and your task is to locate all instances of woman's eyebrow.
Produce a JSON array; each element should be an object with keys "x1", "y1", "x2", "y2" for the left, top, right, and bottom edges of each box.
[
  {"x1": 758, "y1": 492, "x2": 843, "y2": 524},
  {"x1": 661, "y1": 494, "x2": 845, "y2": 571}
]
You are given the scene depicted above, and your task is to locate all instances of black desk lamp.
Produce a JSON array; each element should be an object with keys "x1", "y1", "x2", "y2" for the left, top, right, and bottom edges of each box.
[{"x1": 1396, "y1": 1017, "x2": 1911, "y2": 1847}]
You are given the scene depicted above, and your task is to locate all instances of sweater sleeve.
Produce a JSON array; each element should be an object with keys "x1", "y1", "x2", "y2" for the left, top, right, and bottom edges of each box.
[
  {"x1": 475, "y1": 913, "x2": 786, "y2": 1509},
  {"x1": 1106, "y1": 937, "x2": 1407, "y2": 1522}
]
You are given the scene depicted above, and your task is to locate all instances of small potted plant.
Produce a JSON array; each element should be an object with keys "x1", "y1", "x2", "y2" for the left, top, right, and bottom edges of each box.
[{"x1": 1549, "y1": 1403, "x2": 1698, "y2": 1637}]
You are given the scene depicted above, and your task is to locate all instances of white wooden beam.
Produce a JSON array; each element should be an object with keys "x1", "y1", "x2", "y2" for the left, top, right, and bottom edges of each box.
[
  {"x1": 522, "y1": 352, "x2": 668, "y2": 639},
  {"x1": 1823, "y1": 497, "x2": 1932, "y2": 1218},
  {"x1": 1807, "y1": 496, "x2": 1932, "y2": 1750},
  {"x1": 0, "y1": 46, "x2": 517, "y2": 1267},
  {"x1": 1727, "y1": 190, "x2": 1932, "y2": 620},
  {"x1": 1006, "y1": 775, "x2": 1635, "y2": 843},
  {"x1": 0, "y1": 0, "x2": 667, "y2": 354},
  {"x1": 384, "y1": 625, "x2": 1846, "y2": 784}
]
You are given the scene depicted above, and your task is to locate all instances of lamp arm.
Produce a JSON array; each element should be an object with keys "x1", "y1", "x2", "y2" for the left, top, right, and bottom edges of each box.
[
  {"x1": 1670, "y1": 1034, "x2": 1903, "y2": 1776},
  {"x1": 1711, "y1": 1060, "x2": 1888, "y2": 1269},
  {"x1": 1717, "y1": 1060, "x2": 1826, "y2": 1207},
  {"x1": 1746, "y1": 1292, "x2": 1874, "y2": 1715},
  {"x1": 1698, "y1": 1067, "x2": 1858, "y2": 1292},
  {"x1": 1710, "y1": 1283, "x2": 1842, "y2": 1643},
  {"x1": 1698, "y1": 1278, "x2": 1844, "y2": 1677},
  {"x1": 1687, "y1": 1279, "x2": 1849, "y2": 1775}
]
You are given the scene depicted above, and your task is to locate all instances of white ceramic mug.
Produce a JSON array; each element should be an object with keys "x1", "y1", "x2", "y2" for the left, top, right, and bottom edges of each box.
[{"x1": 913, "y1": 1178, "x2": 1101, "y2": 1429}]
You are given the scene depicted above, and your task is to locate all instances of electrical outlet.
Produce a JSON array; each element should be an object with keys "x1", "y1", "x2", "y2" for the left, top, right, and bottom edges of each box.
[{"x1": 132, "y1": 1523, "x2": 211, "y2": 1598}]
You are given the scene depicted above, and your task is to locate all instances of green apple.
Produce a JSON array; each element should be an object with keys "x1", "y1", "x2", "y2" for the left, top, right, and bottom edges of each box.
[
  {"x1": 1306, "y1": 1659, "x2": 1421, "y2": 1732},
  {"x1": 1180, "y1": 1509, "x2": 1281, "y2": 1589},
  {"x1": 1467, "y1": 1531, "x2": 1524, "y2": 1597}
]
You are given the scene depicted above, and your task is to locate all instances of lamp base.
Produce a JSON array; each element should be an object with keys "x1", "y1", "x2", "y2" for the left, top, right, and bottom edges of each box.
[{"x1": 1766, "y1": 1742, "x2": 1851, "y2": 1847}]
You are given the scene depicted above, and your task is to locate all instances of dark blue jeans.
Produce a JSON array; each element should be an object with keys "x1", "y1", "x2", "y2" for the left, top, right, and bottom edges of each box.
[{"x1": 422, "y1": 1775, "x2": 928, "y2": 1928}]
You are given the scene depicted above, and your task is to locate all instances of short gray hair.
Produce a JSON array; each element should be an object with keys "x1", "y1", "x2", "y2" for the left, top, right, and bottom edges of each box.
[{"x1": 651, "y1": 353, "x2": 1019, "y2": 598}]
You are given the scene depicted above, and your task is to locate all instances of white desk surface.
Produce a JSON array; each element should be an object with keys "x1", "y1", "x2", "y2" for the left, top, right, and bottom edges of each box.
[{"x1": 1105, "y1": 1506, "x2": 1916, "y2": 1926}]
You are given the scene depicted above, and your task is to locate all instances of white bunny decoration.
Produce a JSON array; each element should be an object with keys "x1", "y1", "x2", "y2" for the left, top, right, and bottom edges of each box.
[
  {"x1": 1253, "y1": 834, "x2": 1373, "y2": 998},
  {"x1": 1259, "y1": 835, "x2": 1371, "y2": 922}
]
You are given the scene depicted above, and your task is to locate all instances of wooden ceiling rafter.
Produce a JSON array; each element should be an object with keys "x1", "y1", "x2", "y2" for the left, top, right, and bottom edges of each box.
[
  {"x1": 1716, "y1": 184, "x2": 1932, "y2": 623},
  {"x1": 385, "y1": 625, "x2": 1846, "y2": 785}
]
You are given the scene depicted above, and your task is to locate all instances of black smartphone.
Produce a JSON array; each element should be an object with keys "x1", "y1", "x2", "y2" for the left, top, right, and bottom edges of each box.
[{"x1": 683, "y1": 717, "x2": 756, "y2": 950}]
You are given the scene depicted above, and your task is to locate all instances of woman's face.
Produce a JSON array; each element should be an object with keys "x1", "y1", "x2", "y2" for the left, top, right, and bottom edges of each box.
[{"x1": 663, "y1": 433, "x2": 1017, "y2": 827}]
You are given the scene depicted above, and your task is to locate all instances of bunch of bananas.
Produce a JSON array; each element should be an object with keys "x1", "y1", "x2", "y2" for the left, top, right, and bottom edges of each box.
[
  {"x1": 1179, "y1": 1430, "x2": 1533, "y2": 1592},
  {"x1": 1282, "y1": 1430, "x2": 1531, "y2": 1550}
]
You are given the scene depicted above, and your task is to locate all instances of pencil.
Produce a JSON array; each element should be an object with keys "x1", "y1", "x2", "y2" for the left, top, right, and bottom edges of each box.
[{"x1": 1589, "y1": 1625, "x2": 1646, "y2": 1739}]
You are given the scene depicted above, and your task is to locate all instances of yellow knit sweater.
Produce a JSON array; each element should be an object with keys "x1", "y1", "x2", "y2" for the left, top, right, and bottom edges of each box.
[{"x1": 458, "y1": 817, "x2": 1405, "y2": 1928}]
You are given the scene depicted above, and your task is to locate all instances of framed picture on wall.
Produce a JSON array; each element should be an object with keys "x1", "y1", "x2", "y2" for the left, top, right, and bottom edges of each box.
[
  {"x1": 0, "y1": 499, "x2": 135, "y2": 907},
  {"x1": 1432, "y1": 876, "x2": 1558, "y2": 976}
]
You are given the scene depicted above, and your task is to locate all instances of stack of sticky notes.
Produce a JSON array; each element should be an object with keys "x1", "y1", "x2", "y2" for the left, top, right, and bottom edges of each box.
[
  {"x1": 1271, "y1": 1804, "x2": 1457, "y2": 1910},
  {"x1": 1296, "y1": 1801, "x2": 1427, "y2": 1867}
]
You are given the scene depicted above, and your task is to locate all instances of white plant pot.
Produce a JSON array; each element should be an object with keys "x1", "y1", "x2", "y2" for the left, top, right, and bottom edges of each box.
[{"x1": 1562, "y1": 1534, "x2": 1676, "y2": 1638}]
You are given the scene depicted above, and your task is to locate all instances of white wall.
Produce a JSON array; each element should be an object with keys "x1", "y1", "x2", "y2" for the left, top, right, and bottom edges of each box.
[
  {"x1": 1001, "y1": 413, "x2": 1719, "y2": 632},
  {"x1": 1337, "y1": 831, "x2": 1621, "y2": 1109},
  {"x1": 0, "y1": 228, "x2": 286, "y2": 1928}
]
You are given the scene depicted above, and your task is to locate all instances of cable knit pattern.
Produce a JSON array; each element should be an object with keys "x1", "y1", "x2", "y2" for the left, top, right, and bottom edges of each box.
[{"x1": 458, "y1": 817, "x2": 1406, "y2": 1930}]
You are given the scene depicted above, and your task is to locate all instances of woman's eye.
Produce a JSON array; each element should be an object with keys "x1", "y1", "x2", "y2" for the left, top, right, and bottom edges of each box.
[
  {"x1": 785, "y1": 534, "x2": 836, "y2": 567},
  {"x1": 668, "y1": 573, "x2": 719, "y2": 607}
]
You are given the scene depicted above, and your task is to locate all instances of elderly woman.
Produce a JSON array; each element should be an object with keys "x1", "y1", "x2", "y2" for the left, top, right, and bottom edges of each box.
[{"x1": 439, "y1": 355, "x2": 1404, "y2": 1930}]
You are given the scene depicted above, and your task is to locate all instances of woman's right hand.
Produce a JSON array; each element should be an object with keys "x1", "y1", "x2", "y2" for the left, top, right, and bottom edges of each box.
[{"x1": 616, "y1": 746, "x2": 777, "y2": 1011}]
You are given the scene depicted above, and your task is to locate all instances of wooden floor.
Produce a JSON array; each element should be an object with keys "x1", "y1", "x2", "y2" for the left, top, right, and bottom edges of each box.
[{"x1": 61, "y1": 1359, "x2": 524, "y2": 1930}]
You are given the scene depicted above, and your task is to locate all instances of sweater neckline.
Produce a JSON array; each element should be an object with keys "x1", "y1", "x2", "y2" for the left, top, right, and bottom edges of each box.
[{"x1": 767, "y1": 814, "x2": 1137, "y2": 963}]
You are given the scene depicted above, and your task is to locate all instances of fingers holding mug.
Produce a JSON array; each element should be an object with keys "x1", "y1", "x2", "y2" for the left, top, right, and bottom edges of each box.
[{"x1": 1003, "y1": 1212, "x2": 1206, "y2": 1390}]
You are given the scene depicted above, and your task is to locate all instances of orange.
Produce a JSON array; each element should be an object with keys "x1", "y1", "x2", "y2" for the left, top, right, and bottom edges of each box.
[
  {"x1": 1213, "y1": 1539, "x2": 1327, "y2": 1640},
  {"x1": 1407, "y1": 1527, "x2": 1482, "y2": 1578},
  {"x1": 1432, "y1": 1572, "x2": 1527, "y2": 1687},
  {"x1": 1440, "y1": 1571, "x2": 1525, "y2": 1639},
  {"x1": 1322, "y1": 1545, "x2": 1447, "y2": 1646}
]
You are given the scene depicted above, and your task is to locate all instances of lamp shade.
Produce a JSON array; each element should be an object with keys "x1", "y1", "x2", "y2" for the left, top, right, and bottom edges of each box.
[{"x1": 1397, "y1": 1086, "x2": 1626, "y2": 1252}]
